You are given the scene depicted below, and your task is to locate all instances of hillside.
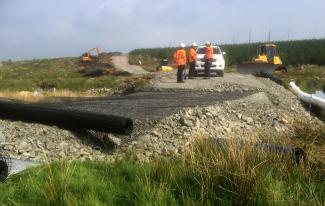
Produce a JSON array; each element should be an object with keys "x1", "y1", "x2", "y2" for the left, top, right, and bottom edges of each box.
[{"x1": 0, "y1": 55, "x2": 151, "y2": 101}]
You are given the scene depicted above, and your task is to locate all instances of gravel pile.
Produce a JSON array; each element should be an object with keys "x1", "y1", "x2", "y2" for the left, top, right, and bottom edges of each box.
[
  {"x1": 0, "y1": 121, "x2": 114, "y2": 162},
  {"x1": 120, "y1": 90, "x2": 317, "y2": 162}
]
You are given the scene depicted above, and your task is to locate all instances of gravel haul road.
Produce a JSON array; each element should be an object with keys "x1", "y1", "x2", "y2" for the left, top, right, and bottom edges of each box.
[{"x1": 111, "y1": 54, "x2": 148, "y2": 75}]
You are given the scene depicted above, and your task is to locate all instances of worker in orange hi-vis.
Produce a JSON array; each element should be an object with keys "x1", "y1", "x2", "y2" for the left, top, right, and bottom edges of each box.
[
  {"x1": 188, "y1": 42, "x2": 198, "y2": 79},
  {"x1": 204, "y1": 41, "x2": 214, "y2": 79},
  {"x1": 173, "y1": 43, "x2": 187, "y2": 83}
]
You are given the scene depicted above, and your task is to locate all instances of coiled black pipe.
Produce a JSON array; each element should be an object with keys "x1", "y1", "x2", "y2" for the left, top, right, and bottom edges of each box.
[{"x1": 0, "y1": 100, "x2": 133, "y2": 135}]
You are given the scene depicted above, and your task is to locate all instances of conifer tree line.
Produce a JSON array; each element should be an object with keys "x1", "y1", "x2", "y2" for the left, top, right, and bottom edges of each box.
[{"x1": 130, "y1": 39, "x2": 325, "y2": 66}]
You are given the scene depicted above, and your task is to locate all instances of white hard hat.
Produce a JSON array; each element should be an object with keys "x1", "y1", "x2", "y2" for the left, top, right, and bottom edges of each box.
[
  {"x1": 192, "y1": 42, "x2": 197, "y2": 47},
  {"x1": 180, "y1": 43, "x2": 186, "y2": 48},
  {"x1": 206, "y1": 41, "x2": 211, "y2": 45}
]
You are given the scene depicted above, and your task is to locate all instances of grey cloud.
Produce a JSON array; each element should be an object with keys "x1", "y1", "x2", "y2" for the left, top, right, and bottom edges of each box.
[{"x1": 0, "y1": 0, "x2": 324, "y2": 60}]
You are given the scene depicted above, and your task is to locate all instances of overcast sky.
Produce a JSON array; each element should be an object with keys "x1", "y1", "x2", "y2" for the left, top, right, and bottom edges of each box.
[{"x1": 1, "y1": 0, "x2": 324, "y2": 60}]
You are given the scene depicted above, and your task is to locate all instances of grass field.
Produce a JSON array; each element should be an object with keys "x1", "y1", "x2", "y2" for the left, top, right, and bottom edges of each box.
[
  {"x1": 274, "y1": 65, "x2": 325, "y2": 93},
  {"x1": 0, "y1": 58, "x2": 151, "y2": 101},
  {"x1": 0, "y1": 121, "x2": 324, "y2": 206}
]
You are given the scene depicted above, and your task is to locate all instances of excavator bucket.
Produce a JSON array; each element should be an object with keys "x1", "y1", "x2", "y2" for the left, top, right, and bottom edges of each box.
[{"x1": 237, "y1": 62, "x2": 275, "y2": 75}]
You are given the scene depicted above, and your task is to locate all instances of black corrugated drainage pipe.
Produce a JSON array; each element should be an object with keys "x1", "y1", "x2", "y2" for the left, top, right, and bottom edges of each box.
[
  {"x1": 0, "y1": 159, "x2": 9, "y2": 183},
  {"x1": 211, "y1": 138, "x2": 305, "y2": 164},
  {"x1": 255, "y1": 143, "x2": 305, "y2": 164},
  {"x1": 0, "y1": 154, "x2": 41, "y2": 183},
  {"x1": 254, "y1": 72, "x2": 283, "y2": 85},
  {"x1": 0, "y1": 99, "x2": 133, "y2": 135}
]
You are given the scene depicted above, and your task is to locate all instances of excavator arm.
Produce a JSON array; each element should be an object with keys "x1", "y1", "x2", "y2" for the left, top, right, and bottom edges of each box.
[{"x1": 82, "y1": 47, "x2": 100, "y2": 62}]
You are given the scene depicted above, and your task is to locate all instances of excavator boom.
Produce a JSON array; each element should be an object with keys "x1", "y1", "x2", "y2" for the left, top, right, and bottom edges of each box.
[{"x1": 82, "y1": 47, "x2": 100, "y2": 63}]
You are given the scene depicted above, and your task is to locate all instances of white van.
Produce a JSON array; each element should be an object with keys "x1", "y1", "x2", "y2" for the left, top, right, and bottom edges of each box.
[{"x1": 195, "y1": 45, "x2": 226, "y2": 77}]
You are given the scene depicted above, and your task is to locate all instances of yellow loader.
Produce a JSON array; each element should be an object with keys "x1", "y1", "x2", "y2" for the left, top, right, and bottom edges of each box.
[{"x1": 237, "y1": 44, "x2": 287, "y2": 75}]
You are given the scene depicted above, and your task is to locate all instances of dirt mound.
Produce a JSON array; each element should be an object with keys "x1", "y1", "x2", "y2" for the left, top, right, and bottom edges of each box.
[
  {"x1": 79, "y1": 52, "x2": 126, "y2": 77},
  {"x1": 97, "y1": 52, "x2": 121, "y2": 64}
]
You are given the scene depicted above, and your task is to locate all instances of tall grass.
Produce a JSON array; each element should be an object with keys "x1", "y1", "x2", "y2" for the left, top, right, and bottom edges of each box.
[
  {"x1": 286, "y1": 120, "x2": 325, "y2": 166},
  {"x1": 0, "y1": 129, "x2": 323, "y2": 205},
  {"x1": 0, "y1": 90, "x2": 90, "y2": 102}
]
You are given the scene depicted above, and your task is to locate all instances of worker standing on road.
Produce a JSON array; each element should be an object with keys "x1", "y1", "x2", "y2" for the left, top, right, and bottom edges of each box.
[
  {"x1": 188, "y1": 42, "x2": 197, "y2": 79},
  {"x1": 173, "y1": 43, "x2": 187, "y2": 83},
  {"x1": 204, "y1": 41, "x2": 213, "y2": 79}
]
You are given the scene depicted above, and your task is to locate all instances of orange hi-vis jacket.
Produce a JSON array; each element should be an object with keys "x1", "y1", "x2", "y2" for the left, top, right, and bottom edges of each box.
[
  {"x1": 173, "y1": 49, "x2": 187, "y2": 67},
  {"x1": 189, "y1": 48, "x2": 197, "y2": 63},
  {"x1": 205, "y1": 46, "x2": 214, "y2": 60}
]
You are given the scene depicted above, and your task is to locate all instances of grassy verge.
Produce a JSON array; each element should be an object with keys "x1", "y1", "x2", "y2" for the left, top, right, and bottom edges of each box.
[
  {"x1": 274, "y1": 65, "x2": 325, "y2": 93},
  {"x1": 0, "y1": 121, "x2": 324, "y2": 205}
]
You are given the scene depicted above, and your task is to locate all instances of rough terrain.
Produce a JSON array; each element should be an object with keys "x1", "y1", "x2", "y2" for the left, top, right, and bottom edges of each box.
[{"x1": 0, "y1": 59, "x2": 323, "y2": 162}]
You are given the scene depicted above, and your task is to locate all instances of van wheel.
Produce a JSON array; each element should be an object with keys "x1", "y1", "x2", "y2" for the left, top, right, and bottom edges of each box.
[{"x1": 219, "y1": 71, "x2": 224, "y2": 77}]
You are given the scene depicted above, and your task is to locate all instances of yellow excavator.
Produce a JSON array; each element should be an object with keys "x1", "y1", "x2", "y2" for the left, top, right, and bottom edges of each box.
[
  {"x1": 237, "y1": 44, "x2": 287, "y2": 75},
  {"x1": 81, "y1": 47, "x2": 100, "y2": 62}
]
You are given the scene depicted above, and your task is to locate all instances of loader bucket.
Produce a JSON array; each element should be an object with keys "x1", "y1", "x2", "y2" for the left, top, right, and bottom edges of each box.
[{"x1": 237, "y1": 62, "x2": 275, "y2": 75}]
